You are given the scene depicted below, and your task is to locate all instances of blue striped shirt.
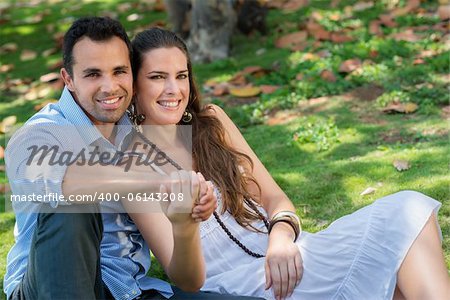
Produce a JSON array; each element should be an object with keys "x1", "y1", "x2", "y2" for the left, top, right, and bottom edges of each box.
[{"x1": 4, "y1": 87, "x2": 173, "y2": 300}]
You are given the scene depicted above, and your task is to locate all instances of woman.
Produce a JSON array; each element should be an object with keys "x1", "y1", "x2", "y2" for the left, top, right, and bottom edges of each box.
[{"x1": 128, "y1": 27, "x2": 449, "y2": 300}]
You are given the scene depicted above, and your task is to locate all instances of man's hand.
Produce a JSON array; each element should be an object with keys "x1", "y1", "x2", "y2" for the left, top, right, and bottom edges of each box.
[
  {"x1": 192, "y1": 173, "x2": 217, "y2": 222},
  {"x1": 159, "y1": 170, "x2": 197, "y2": 224}
]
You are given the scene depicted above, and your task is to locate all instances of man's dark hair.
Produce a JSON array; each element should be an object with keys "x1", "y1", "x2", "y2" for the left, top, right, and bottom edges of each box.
[{"x1": 63, "y1": 17, "x2": 132, "y2": 76}]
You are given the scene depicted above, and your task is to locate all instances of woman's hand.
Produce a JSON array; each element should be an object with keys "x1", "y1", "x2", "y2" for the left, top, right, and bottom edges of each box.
[
  {"x1": 192, "y1": 173, "x2": 218, "y2": 222},
  {"x1": 160, "y1": 170, "x2": 202, "y2": 225},
  {"x1": 265, "y1": 227, "x2": 303, "y2": 300}
]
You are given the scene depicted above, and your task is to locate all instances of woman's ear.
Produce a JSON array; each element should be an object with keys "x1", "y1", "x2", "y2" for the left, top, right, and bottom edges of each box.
[{"x1": 60, "y1": 68, "x2": 75, "y2": 91}]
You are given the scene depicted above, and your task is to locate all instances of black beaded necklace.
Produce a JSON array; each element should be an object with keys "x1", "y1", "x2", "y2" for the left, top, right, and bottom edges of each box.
[{"x1": 134, "y1": 129, "x2": 269, "y2": 258}]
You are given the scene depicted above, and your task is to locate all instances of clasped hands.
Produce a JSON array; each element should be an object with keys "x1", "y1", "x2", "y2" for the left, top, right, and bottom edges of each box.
[{"x1": 160, "y1": 170, "x2": 217, "y2": 225}]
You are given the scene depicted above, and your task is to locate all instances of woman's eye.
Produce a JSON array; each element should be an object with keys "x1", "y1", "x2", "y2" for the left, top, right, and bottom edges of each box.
[
  {"x1": 178, "y1": 74, "x2": 188, "y2": 79},
  {"x1": 149, "y1": 75, "x2": 163, "y2": 80}
]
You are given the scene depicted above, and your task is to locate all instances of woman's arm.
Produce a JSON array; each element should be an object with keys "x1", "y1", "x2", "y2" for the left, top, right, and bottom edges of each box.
[
  {"x1": 207, "y1": 104, "x2": 302, "y2": 299},
  {"x1": 127, "y1": 171, "x2": 214, "y2": 292}
]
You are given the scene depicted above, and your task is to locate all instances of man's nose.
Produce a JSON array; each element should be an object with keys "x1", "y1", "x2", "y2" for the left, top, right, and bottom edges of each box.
[{"x1": 100, "y1": 75, "x2": 118, "y2": 93}]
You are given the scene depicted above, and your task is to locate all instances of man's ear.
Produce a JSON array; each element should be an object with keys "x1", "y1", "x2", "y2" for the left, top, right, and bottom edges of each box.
[{"x1": 60, "y1": 68, "x2": 75, "y2": 91}]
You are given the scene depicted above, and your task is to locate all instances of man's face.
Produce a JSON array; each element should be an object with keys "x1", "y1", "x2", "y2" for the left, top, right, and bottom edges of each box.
[{"x1": 61, "y1": 36, "x2": 133, "y2": 125}]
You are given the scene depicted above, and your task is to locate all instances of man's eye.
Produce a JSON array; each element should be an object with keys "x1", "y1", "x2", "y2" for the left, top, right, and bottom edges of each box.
[
  {"x1": 115, "y1": 70, "x2": 127, "y2": 75},
  {"x1": 85, "y1": 73, "x2": 99, "y2": 78}
]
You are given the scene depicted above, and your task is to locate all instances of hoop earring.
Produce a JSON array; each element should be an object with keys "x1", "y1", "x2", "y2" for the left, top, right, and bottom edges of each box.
[
  {"x1": 136, "y1": 113, "x2": 146, "y2": 124},
  {"x1": 127, "y1": 101, "x2": 146, "y2": 126},
  {"x1": 182, "y1": 110, "x2": 193, "y2": 123}
]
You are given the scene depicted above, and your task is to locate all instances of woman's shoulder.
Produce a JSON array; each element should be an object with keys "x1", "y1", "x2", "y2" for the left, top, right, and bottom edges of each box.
[
  {"x1": 202, "y1": 104, "x2": 235, "y2": 129},
  {"x1": 203, "y1": 104, "x2": 226, "y2": 118}
]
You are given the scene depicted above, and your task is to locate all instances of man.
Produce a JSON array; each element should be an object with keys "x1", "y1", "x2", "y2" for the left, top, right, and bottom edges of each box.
[{"x1": 4, "y1": 17, "x2": 261, "y2": 300}]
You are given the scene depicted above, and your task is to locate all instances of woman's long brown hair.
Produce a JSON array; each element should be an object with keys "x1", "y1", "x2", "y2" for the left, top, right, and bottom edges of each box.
[{"x1": 132, "y1": 27, "x2": 263, "y2": 227}]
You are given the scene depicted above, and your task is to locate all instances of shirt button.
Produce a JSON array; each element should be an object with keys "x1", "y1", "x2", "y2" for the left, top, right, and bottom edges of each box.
[
  {"x1": 132, "y1": 290, "x2": 137, "y2": 295},
  {"x1": 124, "y1": 294, "x2": 129, "y2": 299}
]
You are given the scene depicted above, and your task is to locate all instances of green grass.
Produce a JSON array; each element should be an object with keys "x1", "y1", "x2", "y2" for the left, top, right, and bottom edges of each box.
[{"x1": 1, "y1": 0, "x2": 449, "y2": 298}]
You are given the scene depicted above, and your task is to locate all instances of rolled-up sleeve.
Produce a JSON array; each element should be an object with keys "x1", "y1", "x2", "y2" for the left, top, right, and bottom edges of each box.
[{"x1": 6, "y1": 123, "x2": 75, "y2": 208}]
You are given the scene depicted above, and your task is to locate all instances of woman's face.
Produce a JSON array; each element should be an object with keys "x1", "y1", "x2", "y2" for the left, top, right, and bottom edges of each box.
[{"x1": 135, "y1": 47, "x2": 190, "y2": 125}]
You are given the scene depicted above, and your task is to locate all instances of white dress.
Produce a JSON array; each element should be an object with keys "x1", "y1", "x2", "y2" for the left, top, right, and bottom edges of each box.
[{"x1": 199, "y1": 190, "x2": 442, "y2": 300}]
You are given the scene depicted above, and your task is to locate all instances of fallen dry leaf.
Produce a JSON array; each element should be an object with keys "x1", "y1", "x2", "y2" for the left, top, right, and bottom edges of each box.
[
  {"x1": 275, "y1": 31, "x2": 308, "y2": 49},
  {"x1": 403, "y1": 102, "x2": 419, "y2": 113},
  {"x1": 320, "y1": 70, "x2": 337, "y2": 82},
  {"x1": 40, "y1": 72, "x2": 60, "y2": 83},
  {"x1": 127, "y1": 13, "x2": 141, "y2": 22},
  {"x1": 360, "y1": 187, "x2": 376, "y2": 196},
  {"x1": 393, "y1": 159, "x2": 411, "y2": 171},
  {"x1": 438, "y1": 5, "x2": 450, "y2": 20},
  {"x1": 259, "y1": 85, "x2": 280, "y2": 94},
  {"x1": 316, "y1": 49, "x2": 331, "y2": 58},
  {"x1": 338, "y1": 58, "x2": 362, "y2": 73},
  {"x1": 228, "y1": 73, "x2": 247, "y2": 86},
  {"x1": 295, "y1": 73, "x2": 304, "y2": 81},
  {"x1": 0, "y1": 146, "x2": 4, "y2": 159},
  {"x1": 330, "y1": 32, "x2": 353, "y2": 43},
  {"x1": 117, "y1": 3, "x2": 132, "y2": 13},
  {"x1": 203, "y1": 79, "x2": 218, "y2": 88},
  {"x1": 303, "y1": 52, "x2": 319, "y2": 61},
  {"x1": 353, "y1": 1, "x2": 374, "y2": 12},
  {"x1": 382, "y1": 102, "x2": 418, "y2": 114},
  {"x1": 0, "y1": 42, "x2": 18, "y2": 54},
  {"x1": 306, "y1": 21, "x2": 331, "y2": 40},
  {"x1": 390, "y1": 0, "x2": 420, "y2": 17},
  {"x1": 310, "y1": 11, "x2": 323, "y2": 21},
  {"x1": 21, "y1": 14, "x2": 43, "y2": 25},
  {"x1": 37, "y1": 86, "x2": 52, "y2": 98},
  {"x1": 0, "y1": 115, "x2": 17, "y2": 133},
  {"x1": 20, "y1": 49, "x2": 37, "y2": 61},
  {"x1": 266, "y1": 0, "x2": 289, "y2": 9},
  {"x1": 391, "y1": 29, "x2": 421, "y2": 42},
  {"x1": 229, "y1": 86, "x2": 261, "y2": 98},
  {"x1": 417, "y1": 49, "x2": 438, "y2": 58},
  {"x1": 291, "y1": 42, "x2": 309, "y2": 51},
  {"x1": 240, "y1": 65, "x2": 270, "y2": 78},
  {"x1": 379, "y1": 14, "x2": 397, "y2": 28},
  {"x1": 24, "y1": 88, "x2": 39, "y2": 101},
  {"x1": 212, "y1": 84, "x2": 229, "y2": 97},
  {"x1": 42, "y1": 48, "x2": 57, "y2": 57},
  {"x1": 441, "y1": 105, "x2": 450, "y2": 119},
  {"x1": 256, "y1": 48, "x2": 266, "y2": 56},
  {"x1": 282, "y1": 0, "x2": 309, "y2": 12},
  {"x1": 413, "y1": 58, "x2": 425, "y2": 65},
  {"x1": 329, "y1": 13, "x2": 341, "y2": 21},
  {"x1": 0, "y1": 64, "x2": 14, "y2": 73},
  {"x1": 369, "y1": 20, "x2": 383, "y2": 35}
]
